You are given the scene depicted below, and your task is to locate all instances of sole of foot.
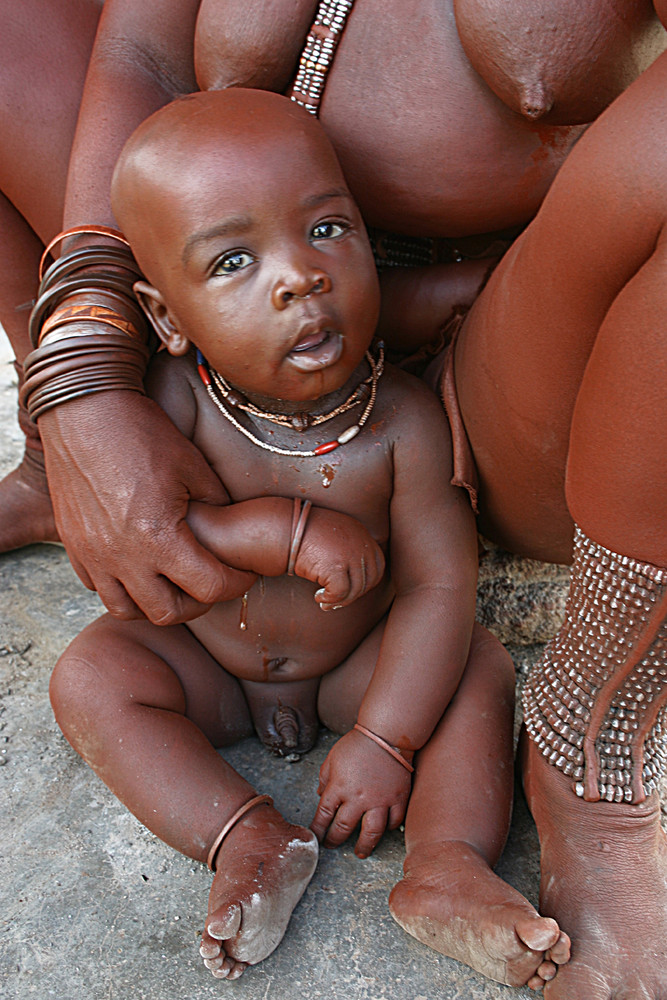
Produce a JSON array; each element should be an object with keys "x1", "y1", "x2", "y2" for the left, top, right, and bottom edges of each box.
[
  {"x1": 199, "y1": 803, "x2": 318, "y2": 979},
  {"x1": 389, "y1": 839, "x2": 570, "y2": 989}
]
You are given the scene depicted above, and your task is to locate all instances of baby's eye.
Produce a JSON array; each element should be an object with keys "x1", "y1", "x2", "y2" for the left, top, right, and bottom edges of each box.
[
  {"x1": 211, "y1": 250, "x2": 255, "y2": 276},
  {"x1": 311, "y1": 220, "x2": 349, "y2": 241}
]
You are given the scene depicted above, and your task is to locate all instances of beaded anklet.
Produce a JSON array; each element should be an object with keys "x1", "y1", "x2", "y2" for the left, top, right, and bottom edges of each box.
[
  {"x1": 353, "y1": 723, "x2": 415, "y2": 773},
  {"x1": 523, "y1": 525, "x2": 667, "y2": 803},
  {"x1": 206, "y1": 794, "x2": 274, "y2": 872}
]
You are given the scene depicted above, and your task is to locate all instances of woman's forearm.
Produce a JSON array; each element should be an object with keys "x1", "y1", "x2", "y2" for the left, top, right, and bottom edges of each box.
[{"x1": 64, "y1": 0, "x2": 200, "y2": 229}]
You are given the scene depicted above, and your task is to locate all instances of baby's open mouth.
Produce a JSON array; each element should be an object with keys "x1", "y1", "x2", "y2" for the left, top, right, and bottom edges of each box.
[{"x1": 288, "y1": 330, "x2": 343, "y2": 371}]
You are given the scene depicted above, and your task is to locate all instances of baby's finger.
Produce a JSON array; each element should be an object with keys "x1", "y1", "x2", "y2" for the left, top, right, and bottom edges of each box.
[
  {"x1": 322, "y1": 803, "x2": 362, "y2": 849},
  {"x1": 317, "y1": 565, "x2": 353, "y2": 605},
  {"x1": 310, "y1": 792, "x2": 341, "y2": 843},
  {"x1": 354, "y1": 807, "x2": 389, "y2": 859},
  {"x1": 316, "y1": 757, "x2": 331, "y2": 796},
  {"x1": 362, "y1": 545, "x2": 385, "y2": 591},
  {"x1": 388, "y1": 797, "x2": 409, "y2": 831}
]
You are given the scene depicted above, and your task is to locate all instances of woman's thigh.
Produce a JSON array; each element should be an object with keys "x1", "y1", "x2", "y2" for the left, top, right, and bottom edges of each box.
[
  {"x1": 0, "y1": 0, "x2": 101, "y2": 239},
  {"x1": 455, "y1": 49, "x2": 667, "y2": 563}
]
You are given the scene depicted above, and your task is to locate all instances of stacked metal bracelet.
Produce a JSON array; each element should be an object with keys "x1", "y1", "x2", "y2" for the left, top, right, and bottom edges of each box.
[{"x1": 21, "y1": 226, "x2": 152, "y2": 422}]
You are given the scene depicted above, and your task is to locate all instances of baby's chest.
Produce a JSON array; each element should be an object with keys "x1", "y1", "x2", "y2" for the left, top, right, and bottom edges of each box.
[
  {"x1": 251, "y1": 443, "x2": 391, "y2": 535},
  {"x1": 200, "y1": 418, "x2": 393, "y2": 537}
]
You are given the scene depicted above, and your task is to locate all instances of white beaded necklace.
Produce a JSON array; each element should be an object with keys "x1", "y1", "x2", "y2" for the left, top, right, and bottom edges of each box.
[{"x1": 196, "y1": 344, "x2": 384, "y2": 457}]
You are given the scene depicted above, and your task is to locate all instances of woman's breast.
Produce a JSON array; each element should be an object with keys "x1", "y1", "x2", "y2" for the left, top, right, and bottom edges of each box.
[{"x1": 194, "y1": 0, "x2": 585, "y2": 238}]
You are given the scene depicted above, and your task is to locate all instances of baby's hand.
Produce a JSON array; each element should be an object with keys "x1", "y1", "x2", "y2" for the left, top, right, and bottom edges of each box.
[
  {"x1": 294, "y1": 508, "x2": 385, "y2": 609},
  {"x1": 310, "y1": 729, "x2": 412, "y2": 858}
]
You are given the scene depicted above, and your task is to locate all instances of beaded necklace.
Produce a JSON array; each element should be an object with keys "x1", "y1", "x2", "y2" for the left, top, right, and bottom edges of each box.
[{"x1": 196, "y1": 344, "x2": 384, "y2": 457}]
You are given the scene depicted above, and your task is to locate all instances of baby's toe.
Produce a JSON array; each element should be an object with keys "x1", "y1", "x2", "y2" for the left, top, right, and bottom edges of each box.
[
  {"x1": 536, "y1": 959, "x2": 557, "y2": 982},
  {"x1": 206, "y1": 902, "x2": 242, "y2": 941},
  {"x1": 225, "y1": 960, "x2": 248, "y2": 980},
  {"x1": 200, "y1": 937, "x2": 221, "y2": 960},
  {"x1": 547, "y1": 930, "x2": 571, "y2": 965}
]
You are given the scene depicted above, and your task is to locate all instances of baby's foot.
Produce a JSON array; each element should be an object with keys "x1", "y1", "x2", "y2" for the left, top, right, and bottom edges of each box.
[
  {"x1": 0, "y1": 464, "x2": 59, "y2": 553},
  {"x1": 389, "y1": 840, "x2": 570, "y2": 989},
  {"x1": 199, "y1": 802, "x2": 318, "y2": 979}
]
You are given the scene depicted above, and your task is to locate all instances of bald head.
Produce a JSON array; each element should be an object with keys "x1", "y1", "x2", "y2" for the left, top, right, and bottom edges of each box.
[{"x1": 111, "y1": 89, "x2": 346, "y2": 284}]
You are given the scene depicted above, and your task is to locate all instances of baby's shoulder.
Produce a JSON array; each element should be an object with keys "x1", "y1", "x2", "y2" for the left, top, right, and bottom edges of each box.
[
  {"x1": 378, "y1": 363, "x2": 451, "y2": 440},
  {"x1": 145, "y1": 349, "x2": 199, "y2": 436}
]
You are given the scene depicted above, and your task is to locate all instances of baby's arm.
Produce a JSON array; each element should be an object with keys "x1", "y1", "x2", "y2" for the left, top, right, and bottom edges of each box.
[
  {"x1": 187, "y1": 500, "x2": 385, "y2": 607},
  {"x1": 148, "y1": 354, "x2": 384, "y2": 606},
  {"x1": 312, "y1": 377, "x2": 479, "y2": 856}
]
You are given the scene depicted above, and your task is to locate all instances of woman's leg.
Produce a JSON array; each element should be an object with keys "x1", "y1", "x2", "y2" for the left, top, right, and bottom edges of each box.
[
  {"x1": 457, "y1": 50, "x2": 667, "y2": 998},
  {"x1": 0, "y1": 0, "x2": 101, "y2": 552},
  {"x1": 319, "y1": 622, "x2": 570, "y2": 988},
  {"x1": 50, "y1": 615, "x2": 318, "y2": 979},
  {"x1": 0, "y1": 193, "x2": 57, "y2": 550}
]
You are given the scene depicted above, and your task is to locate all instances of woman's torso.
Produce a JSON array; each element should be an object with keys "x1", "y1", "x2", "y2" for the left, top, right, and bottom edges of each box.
[{"x1": 194, "y1": 0, "x2": 587, "y2": 242}]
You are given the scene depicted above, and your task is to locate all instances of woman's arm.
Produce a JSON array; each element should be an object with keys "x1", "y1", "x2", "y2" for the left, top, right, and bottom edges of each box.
[
  {"x1": 64, "y1": 0, "x2": 200, "y2": 230},
  {"x1": 36, "y1": 1, "x2": 235, "y2": 625}
]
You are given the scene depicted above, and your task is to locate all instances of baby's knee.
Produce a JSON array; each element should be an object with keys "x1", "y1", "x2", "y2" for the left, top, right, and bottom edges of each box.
[
  {"x1": 465, "y1": 622, "x2": 516, "y2": 698},
  {"x1": 49, "y1": 628, "x2": 105, "y2": 729},
  {"x1": 50, "y1": 617, "x2": 134, "y2": 728}
]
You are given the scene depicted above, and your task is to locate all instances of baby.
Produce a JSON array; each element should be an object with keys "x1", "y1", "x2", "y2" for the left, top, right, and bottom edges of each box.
[{"x1": 49, "y1": 89, "x2": 569, "y2": 987}]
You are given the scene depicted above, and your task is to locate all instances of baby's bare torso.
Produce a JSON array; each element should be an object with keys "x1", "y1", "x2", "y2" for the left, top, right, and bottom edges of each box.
[{"x1": 161, "y1": 354, "x2": 401, "y2": 686}]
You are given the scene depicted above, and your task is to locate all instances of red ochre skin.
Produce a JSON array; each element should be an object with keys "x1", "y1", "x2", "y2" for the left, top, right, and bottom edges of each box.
[
  {"x1": 48, "y1": 89, "x2": 572, "y2": 986},
  {"x1": 1, "y1": 2, "x2": 666, "y2": 995}
]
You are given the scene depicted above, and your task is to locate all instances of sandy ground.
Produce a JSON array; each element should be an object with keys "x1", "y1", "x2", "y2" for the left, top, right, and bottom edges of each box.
[{"x1": 0, "y1": 327, "x2": 570, "y2": 1000}]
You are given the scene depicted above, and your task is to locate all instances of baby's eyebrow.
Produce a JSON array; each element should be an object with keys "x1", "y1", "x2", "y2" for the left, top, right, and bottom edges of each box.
[
  {"x1": 182, "y1": 216, "x2": 252, "y2": 264},
  {"x1": 303, "y1": 187, "x2": 352, "y2": 209}
]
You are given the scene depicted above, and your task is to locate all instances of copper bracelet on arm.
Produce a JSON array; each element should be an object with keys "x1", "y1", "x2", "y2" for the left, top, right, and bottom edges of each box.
[
  {"x1": 22, "y1": 228, "x2": 154, "y2": 422},
  {"x1": 287, "y1": 498, "x2": 313, "y2": 575},
  {"x1": 353, "y1": 723, "x2": 415, "y2": 773}
]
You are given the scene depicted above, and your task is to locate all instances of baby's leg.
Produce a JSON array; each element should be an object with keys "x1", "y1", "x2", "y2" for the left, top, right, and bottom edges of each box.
[
  {"x1": 319, "y1": 622, "x2": 569, "y2": 989},
  {"x1": 389, "y1": 625, "x2": 569, "y2": 989},
  {"x1": 50, "y1": 615, "x2": 318, "y2": 979}
]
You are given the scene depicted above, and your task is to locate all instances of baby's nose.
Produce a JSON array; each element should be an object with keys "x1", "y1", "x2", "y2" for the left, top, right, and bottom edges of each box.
[{"x1": 272, "y1": 267, "x2": 332, "y2": 307}]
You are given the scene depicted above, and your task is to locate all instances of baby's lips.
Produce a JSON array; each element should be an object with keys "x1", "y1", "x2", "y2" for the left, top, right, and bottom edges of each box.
[
  {"x1": 287, "y1": 331, "x2": 343, "y2": 372},
  {"x1": 291, "y1": 329, "x2": 328, "y2": 352}
]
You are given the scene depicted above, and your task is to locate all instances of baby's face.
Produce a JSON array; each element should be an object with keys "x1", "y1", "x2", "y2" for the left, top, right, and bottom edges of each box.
[{"x1": 148, "y1": 127, "x2": 380, "y2": 404}]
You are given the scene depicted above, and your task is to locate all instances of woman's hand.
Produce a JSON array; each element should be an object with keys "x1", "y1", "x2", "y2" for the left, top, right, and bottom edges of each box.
[
  {"x1": 310, "y1": 728, "x2": 412, "y2": 858},
  {"x1": 39, "y1": 390, "x2": 248, "y2": 624}
]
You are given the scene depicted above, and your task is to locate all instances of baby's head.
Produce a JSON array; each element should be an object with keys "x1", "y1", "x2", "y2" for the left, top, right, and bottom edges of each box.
[{"x1": 111, "y1": 89, "x2": 380, "y2": 404}]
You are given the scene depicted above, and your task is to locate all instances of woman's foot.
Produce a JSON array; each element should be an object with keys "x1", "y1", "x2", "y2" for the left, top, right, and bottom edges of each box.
[
  {"x1": 199, "y1": 803, "x2": 318, "y2": 979},
  {"x1": 523, "y1": 736, "x2": 667, "y2": 999},
  {"x1": 389, "y1": 840, "x2": 570, "y2": 989},
  {"x1": 0, "y1": 462, "x2": 59, "y2": 553}
]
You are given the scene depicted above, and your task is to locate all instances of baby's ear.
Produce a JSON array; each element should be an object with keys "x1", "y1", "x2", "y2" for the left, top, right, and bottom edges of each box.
[{"x1": 134, "y1": 280, "x2": 190, "y2": 356}]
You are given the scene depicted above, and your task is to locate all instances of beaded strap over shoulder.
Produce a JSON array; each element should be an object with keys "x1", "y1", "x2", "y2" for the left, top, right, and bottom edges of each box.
[{"x1": 289, "y1": 0, "x2": 355, "y2": 116}]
